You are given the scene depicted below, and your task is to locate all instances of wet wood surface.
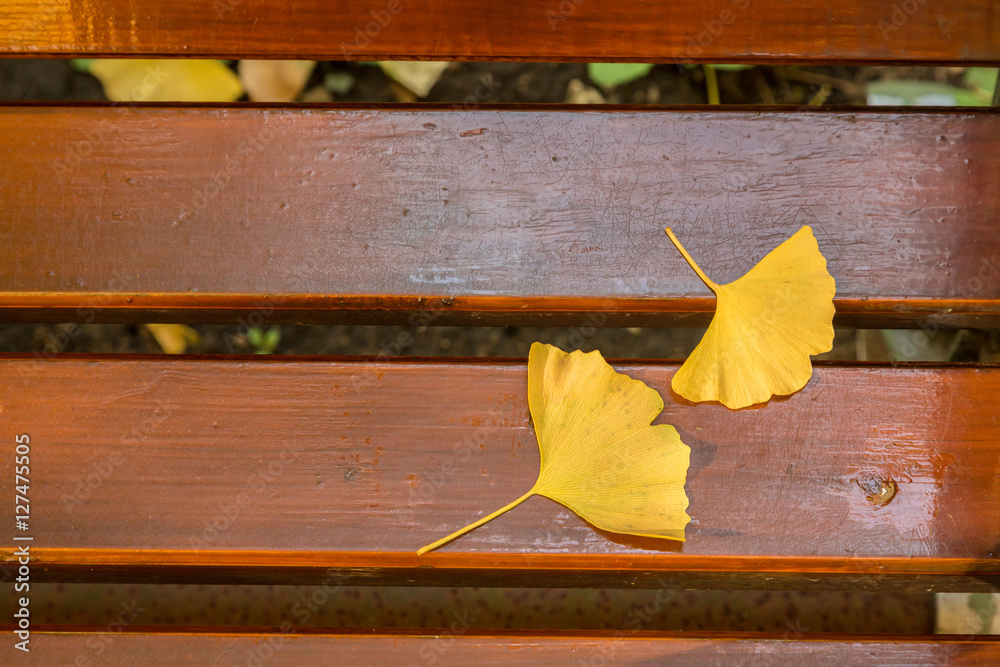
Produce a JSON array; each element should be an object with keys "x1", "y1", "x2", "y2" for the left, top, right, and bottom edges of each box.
[
  {"x1": 2, "y1": 0, "x2": 999, "y2": 62},
  {"x1": 2, "y1": 106, "x2": 999, "y2": 328},
  {"x1": 1, "y1": 356, "x2": 997, "y2": 590},
  {"x1": 3, "y1": 629, "x2": 998, "y2": 665}
]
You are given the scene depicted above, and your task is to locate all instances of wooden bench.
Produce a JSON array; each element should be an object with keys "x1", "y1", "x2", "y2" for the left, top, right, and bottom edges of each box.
[{"x1": 2, "y1": 0, "x2": 999, "y2": 663}]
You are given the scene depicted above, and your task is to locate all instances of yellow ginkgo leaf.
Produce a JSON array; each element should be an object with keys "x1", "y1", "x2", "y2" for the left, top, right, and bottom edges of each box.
[
  {"x1": 417, "y1": 342, "x2": 691, "y2": 555},
  {"x1": 145, "y1": 323, "x2": 200, "y2": 354},
  {"x1": 665, "y1": 225, "x2": 836, "y2": 410},
  {"x1": 89, "y1": 60, "x2": 243, "y2": 102}
]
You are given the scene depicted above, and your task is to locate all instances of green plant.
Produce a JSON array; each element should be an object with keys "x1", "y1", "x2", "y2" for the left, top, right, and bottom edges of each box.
[
  {"x1": 964, "y1": 67, "x2": 998, "y2": 102},
  {"x1": 685, "y1": 64, "x2": 754, "y2": 104},
  {"x1": 587, "y1": 63, "x2": 653, "y2": 89},
  {"x1": 246, "y1": 326, "x2": 281, "y2": 354}
]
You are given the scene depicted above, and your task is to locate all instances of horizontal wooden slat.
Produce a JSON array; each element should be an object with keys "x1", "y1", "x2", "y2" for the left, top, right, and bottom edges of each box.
[
  {"x1": 2, "y1": 106, "x2": 999, "y2": 327},
  {"x1": 3, "y1": 630, "x2": 998, "y2": 665},
  {"x1": 1, "y1": 357, "x2": 998, "y2": 590},
  {"x1": 1, "y1": 0, "x2": 998, "y2": 63}
]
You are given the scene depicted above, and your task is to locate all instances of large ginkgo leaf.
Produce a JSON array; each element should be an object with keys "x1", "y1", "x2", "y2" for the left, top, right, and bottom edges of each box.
[
  {"x1": 417, "y1": 342, "x2": 691, "y2": 555},
  {"x1": 665, "y1": 225, "x2": 836, "y2": 410}
]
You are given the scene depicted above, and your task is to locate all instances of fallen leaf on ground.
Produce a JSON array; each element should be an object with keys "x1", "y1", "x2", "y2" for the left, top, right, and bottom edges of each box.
[
  {"x1": 665, "y1": 226, "x2": 836, "y2": 409},
  {"x1": 88, "y1": 60, "x2": 243, "y2": 102},
  {"x1": 565, "y1": 79, "x2": 605, "y2": 104},
  {"x1": 417, "y1": 342, "x2": 691, "y2": 554},
  {"x1": 377, "y1": 61, "x2": 449, "y2": 97},
  {"x1": 146, "y1": 324, "x2": 200, "y2": 354},
  {"x1": 239, "y1": 60, "x2": 317, "y2": 102},
  {"x1": 300, "y1": 85, "x2": 333, "y2": 103}
]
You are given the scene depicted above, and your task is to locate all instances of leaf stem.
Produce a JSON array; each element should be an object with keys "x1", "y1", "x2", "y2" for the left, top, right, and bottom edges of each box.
[
  {"x1": 417, "y1": 489, "x2": 536, "y2": 555},
  {"x1": 664, "y1": 228, "x2": 719, "y2": 291},
  {"x1": 703, "y1": 64, "x2": 720, "y2": 105}
]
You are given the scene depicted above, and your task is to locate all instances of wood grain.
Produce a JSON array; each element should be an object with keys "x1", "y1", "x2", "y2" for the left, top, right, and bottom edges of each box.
[
  {"x1": 2, "y1": 356, "x2": 997, "y2": 590},
  {"x1": 1, "y1": 0, "x2": 999, "y2": 62},
  {"x1": 3, "y1": 630, "x2": 998, "y2": 666},
  {"x1": 2, "y1": 106, "x2": 999, "y2": 327}
]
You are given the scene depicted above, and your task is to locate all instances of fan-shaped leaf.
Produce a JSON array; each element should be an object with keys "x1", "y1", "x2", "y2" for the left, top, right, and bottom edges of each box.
[
  {"x1": 665, "y1": 226, "x2": 836, "y2": 409},
  {"x1": 417, "y1": 342, "x2": 691, "y2": 554}
]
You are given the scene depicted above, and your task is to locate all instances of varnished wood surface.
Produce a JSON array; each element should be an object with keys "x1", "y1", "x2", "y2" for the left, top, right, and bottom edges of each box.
[
  {"x1": 2, "y1": 106, "x2": 999, "y2": 327},
  {"x1": 2, "y1": 629, "x2": 998, "y2": 665},
  {"x1": 1, "y1": 356, "x2": 997, "y2": 590},
  {"x1": 2, "y1": 0, "x2": 999, "y2": 63}
]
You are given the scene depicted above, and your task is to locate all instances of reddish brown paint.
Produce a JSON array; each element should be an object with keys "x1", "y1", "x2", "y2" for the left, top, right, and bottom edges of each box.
[
  {"x1": 1, "y1": 357, "x2": 997, "y2": 590},
  {"x1": 1, "y1": 0, "x2": 999, "y2": 63},
  {"x1": 4, "y1": 0, "x2": 998, "y2": 654},
  {"x1": 2, "y1": 629, "x2": 998, "y2": 665},
  {"x1": 2, "y1": 295, "x2": 1000, "y2": 328},
  {"x1": 2, "y1": 107, "x2": 999, "y2": 327}
]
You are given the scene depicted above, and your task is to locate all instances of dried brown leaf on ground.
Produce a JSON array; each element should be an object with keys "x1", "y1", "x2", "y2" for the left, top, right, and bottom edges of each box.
[{"x1": 238, "y1": 60, "x2": 317, "y2": 102}]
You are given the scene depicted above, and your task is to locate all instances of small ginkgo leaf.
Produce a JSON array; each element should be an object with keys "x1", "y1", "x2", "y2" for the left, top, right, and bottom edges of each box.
[
  {"x1": 665, "y1": 225, "x2": 836, "y2": 410},
  {"x1": 88, "y1": 60, "x2": 243, "y2": 102},
  {"x1": 417, "y1": 342, "x2": 691, "y2": 555}
]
